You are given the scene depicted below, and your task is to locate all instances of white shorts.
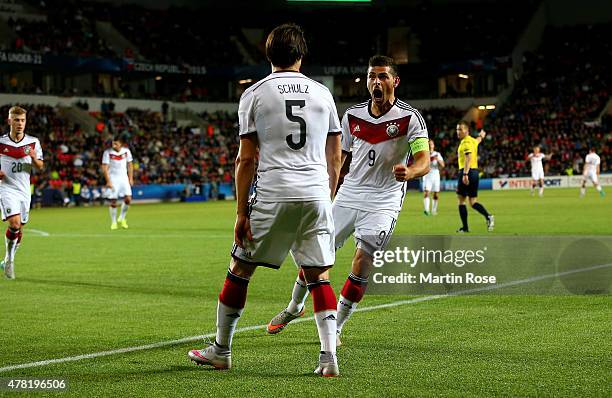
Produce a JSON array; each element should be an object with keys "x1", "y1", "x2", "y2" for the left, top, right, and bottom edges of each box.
[
  {"x1": 0, "y1": 193, "x2": 30, "y2": 224},
  {"x1": 422, "y1": 172, "x2": 441, "y2": 192},
  {"x1": 333, "y1": 204, "x2": 397, "y2": 256},
  {"x1": 107, "y1": 178, "x2": 132, "y2": 200},
  {"x1": 231, "y1": 200, "x2": 335, "y2": 269},
  {"x1": 531, "y1": 169, "x2": 544, "y2": 181},
  {"x1": 583, "y1": 170, "x2": 599, "y2": 184}
]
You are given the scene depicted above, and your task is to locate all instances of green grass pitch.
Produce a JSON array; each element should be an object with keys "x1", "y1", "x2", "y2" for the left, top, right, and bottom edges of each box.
[{"x1": 1, "y1": 188, "x2": 610, "y2": 397}]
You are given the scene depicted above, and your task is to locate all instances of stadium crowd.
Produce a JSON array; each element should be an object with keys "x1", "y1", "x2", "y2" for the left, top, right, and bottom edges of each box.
[{"x1": 0, "y1": 104, "x2": 239, "y2": 205}]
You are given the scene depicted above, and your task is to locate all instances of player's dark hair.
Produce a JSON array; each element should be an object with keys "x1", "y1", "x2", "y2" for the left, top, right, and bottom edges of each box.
[
  {"x1": 368, "y1": 55, "x2": 398, "y2": 77},
  {"x1": 112, "y1": 135, "x2": 123, "y2": 143},
  {"x1": 265, "y1": 23, "x2": 308, "y2": 68},
  {"x1": 457, "y1": 120, "x2": 470, "y2": 129}
]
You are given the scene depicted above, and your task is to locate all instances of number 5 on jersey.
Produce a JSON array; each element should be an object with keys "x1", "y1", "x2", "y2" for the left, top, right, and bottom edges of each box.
[{"x1": 285, "y1": 100, "x2": 306, "y2": 150}]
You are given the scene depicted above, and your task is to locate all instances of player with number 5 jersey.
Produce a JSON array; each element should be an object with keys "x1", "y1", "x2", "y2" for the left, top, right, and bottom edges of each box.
[
  {"x1": 267, "y1": 55, "x2": 431, "y2": 347},
  {"x1": 188, "y1": 23, "x2": 344, "y2": 377}
]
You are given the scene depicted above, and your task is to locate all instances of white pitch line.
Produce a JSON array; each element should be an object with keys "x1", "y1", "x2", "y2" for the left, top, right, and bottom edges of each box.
[
  {"x1": 26, "y1": 233, "x2": 229, "y2": 239},
  {"x1": 24, "y1": 229, "x2": 50, "y2": 237},
  {"x1": 0, "y1": 262, "x2": 609, "y2": 373}
]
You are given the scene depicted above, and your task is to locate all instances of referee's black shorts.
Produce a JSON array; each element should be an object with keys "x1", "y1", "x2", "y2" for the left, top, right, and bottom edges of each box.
[{"x1": 456, "y1": 169, "x2": 480, "y2": 197}]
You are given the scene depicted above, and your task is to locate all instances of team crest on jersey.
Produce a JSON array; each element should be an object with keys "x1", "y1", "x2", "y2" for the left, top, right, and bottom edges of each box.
[
  {"x1": 386, "y1": 122, "x2": 400, "y2": 137},
  {"x1": 24, "y1": 146, "x2": 31, "y2": 155}
]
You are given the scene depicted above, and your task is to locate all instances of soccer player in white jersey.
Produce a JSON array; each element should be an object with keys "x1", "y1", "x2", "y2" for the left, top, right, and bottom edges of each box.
[
  {"x1": 187, "y1": 24, "x2": 343, "y2": 377},
  {"x1": 0, "y1": 106, "x2": 44, "y2": 279},
  {"x1": 267, "y1": 55, "x2": 431, "y2": 345},
  {"x1": 422, "y1": 140, "x2": 445, "y2": 215},
  {"x1": 580, "y1": 148, "x2": 605, "y2": 197},
  {"x1": 527, "y1": 146, "x2": 552, "y2": 197},
  {"x1": 101, "y1": 137, "x2": 133, "y2": 230}
]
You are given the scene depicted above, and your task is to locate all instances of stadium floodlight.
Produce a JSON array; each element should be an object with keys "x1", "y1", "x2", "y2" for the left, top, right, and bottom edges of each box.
[
  {"x1": 155, "y1": 76, "x2": 162, "y2": 81},
  {"x1": 355, "y1": 77, "x2": 361, "y2": 83},
  {"x1": 238, "y1": 79, "x2": 253, "y2": 84},
  {"x1": 478, "y1": 105, "x2": 486, "y2": 110},
  {"x1": 458, "y1": 74, "x2": 469, "y2": 79},
  {"x1": 486, "y1": 105, "x2": 496, "y2": 110}
]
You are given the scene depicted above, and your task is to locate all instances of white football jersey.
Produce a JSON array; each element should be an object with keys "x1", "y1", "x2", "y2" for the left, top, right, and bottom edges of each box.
[
  {"x1": 238, "y1": 71, "x2": 341, "y2": 202},
  {"x1": 102, "y1": 147, "x2": 133, "y2": 180},
  {"x1": 584, "y1": 153, "x2": 600, "y2": 173},
  {"x1": 335, "y1": 99, "x2": 429, "y2": 213},
  {"x1": 427, "y1": 151, "x2": 444, "y2": 173},
  {"x1": 0, "y1": 134, "x2": 43, "y2": 199},
  {"x1": 529, "y1": 153, "x2": 545, "y2": 172}
]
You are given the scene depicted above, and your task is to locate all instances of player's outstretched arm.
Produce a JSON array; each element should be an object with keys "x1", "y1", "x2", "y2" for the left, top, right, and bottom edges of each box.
[
  {"x1": 325, "y1": 134, "x2": 342, "y2": 199},
  {"x1": 234, "y1": 135, "x2": 258, "y2": 247},
  {"x1": 476, "y1": 129, "x2": 486, "y2": 144}
]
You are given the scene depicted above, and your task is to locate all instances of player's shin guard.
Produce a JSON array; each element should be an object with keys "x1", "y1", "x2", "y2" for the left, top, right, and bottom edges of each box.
[
  {"x1": 4, "y1": 227, "x2": 19, "y2": 263},
  {"x1": 432, "y1": 199, "x2": 439, "y2": 214},
  {"x1": 423, "y1": 197, "x2": 430, "y2": 213},
  {"x1": 109, "y1": 206, "x2": 117, "y2": 222},
  {"x1": 337, "y1": 273, "x2": 368, "y2": 335},
  {"x1": 119, "y1": 202, "x2": 129, "y2": 221},
  {"x1": 459, "y1": 204, "x2": 468, "y2": 230},
  {"x1": 216, "y1": 269, "x2": 250, "y2": 351},
  {"x1": 287, "y1": 268, "x2": 308, "y2": 315},
  {"x1": 308, "y1": 280, "x2": 337, "y2": 354},
  {"x1": 472, "y1": 203, "x2": 490, "y2": 219}
]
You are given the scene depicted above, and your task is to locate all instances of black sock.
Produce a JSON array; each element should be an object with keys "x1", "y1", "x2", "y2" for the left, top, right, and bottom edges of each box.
[
  {"x1": 472, "y1": 203, "x2": 490, "y2": 219},
  {"x1": 459, "y1": 204, "x2": 468, "y2": 230}
]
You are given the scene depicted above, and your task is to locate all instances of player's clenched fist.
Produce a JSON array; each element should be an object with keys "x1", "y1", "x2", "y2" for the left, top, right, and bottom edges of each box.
[
  {"x1": 393, "y1": 164, "x2": 412, "y2": 181},
  {"x1": 0, "y1": 170, "x2": 4, "y2": 180}
]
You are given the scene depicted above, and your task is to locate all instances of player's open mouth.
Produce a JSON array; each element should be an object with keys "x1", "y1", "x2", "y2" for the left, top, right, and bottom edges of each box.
[{"x1": 372, "y1": 88, "x2": 383, "y2": 101}]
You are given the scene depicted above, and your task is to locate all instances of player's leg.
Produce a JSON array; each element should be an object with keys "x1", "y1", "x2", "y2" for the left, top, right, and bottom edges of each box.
[
  {"x1": 189, "y1": 201, "x2": 297, "y2": 369},
  {"x1": 538, "y1": 178, "x2": 544, "y2": 197},
  {"x1": 591, "y1": 173, "x2": 605, "y2": 197},
  {"x1": 456, "y1": 170, "x2": 470, "y2": 232},
  {"x1": 302, "y1": 266, "x2": 339, "y2": 377},
  {"x1": 531, "y1": 179, "x2": 536, "y2": 195},
  {"x1": 12, "y1": 201, "x2": 29, "y2": 264},
  {"x1": 2, "y1": 215, "x2": 21, "y2": 280},
  {"x1": 466, "y1": 171, "x2": 493, "y2": 231},
  {"x1": 117, "y1": 180, "x2": 132, "y2": 228},
  {"x1": 336, "y1": 248, "x2": 371, "y2": 337},
  {"x1": 268, "y1": 204, "x2": 355, "y2": 334},
  {"x1": 469, "y1": 197, "x2": 494, "y2": 231},
  {"x1": 580, "y1": 177, "x2": 587, "y2": 197},
  {"x1": 188, "y1": 258, "x2": 256, "y2": 369},
  {"x1": 0, "y1": 196, "x2": 24, "y2": 279},
  {"x1": 431, "y1": 176, "x2": 440, "y2": 215},
  {"x1": 432, "y1": 191, "x2": 440, "y2": 215},
  {"x1": 290, "y1": 201, "x2": 338, "y2": 376},
  {"x1": 336, "y1": 210, "x2": 395, "y2": 340},
  {"x1": 423, "y1": 190, "x2": 431, "y2": 215},
  {"x1": 118, "y1": 196, "x2": 131, "y2": 229},
  {"x1": 108, "y1": 199, "x2": 118, "y2": 229},
  {"x1": 457, "y1": 194, "x2": 469, "y2": 232}
]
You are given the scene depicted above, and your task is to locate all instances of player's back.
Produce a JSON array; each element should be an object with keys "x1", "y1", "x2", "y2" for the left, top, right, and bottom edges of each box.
[
  {"x1": 585, "y1": 153, "x2": 600, "y2": 171},
  {"x1": 238, "y1": 71, "x2": 340, "y2": 202}
]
